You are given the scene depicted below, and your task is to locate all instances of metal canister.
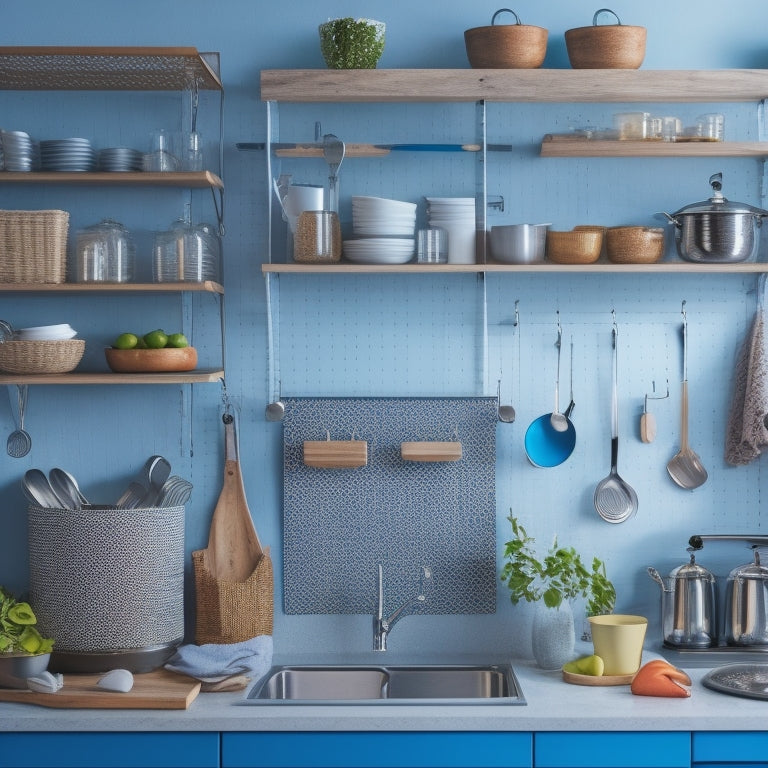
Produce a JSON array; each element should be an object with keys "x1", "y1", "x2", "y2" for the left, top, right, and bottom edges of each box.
[
  {"x1": 648, "y1": 551, "x2": 717, "y2": 648},
  {"x1": 725, "y1": 549, "x2": 768, "y2": 646}
]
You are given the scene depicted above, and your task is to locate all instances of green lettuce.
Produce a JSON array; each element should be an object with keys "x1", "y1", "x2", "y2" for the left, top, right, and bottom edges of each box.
[{"x1": 0, "y1": 586, "x2": 54, "y2": 655}]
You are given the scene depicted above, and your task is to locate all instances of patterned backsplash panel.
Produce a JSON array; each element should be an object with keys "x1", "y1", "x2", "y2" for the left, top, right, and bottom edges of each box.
[{"x1": 282, "y1": 397, "x2": 497, "y2": 615}]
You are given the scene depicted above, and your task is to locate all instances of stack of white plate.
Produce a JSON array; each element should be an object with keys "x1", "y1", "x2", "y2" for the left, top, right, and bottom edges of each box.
[
  {"x1": 15, "y1": 324, "x2": 78, "y2": 341},
  {"x1": 351, "y1": 196, "x2": 417, "y2": 237},
  {"x1": 346, "y1": 196, "x2": 417, "y2": 264},
  {"x1": 1, "y1": 130, "x2": 35, "y2": 172},
  {"x1": 342, "y1": 238, "x2": 416, "y2": 265},
  {"x1": 40, "y1": 138, "x2": 96, "y2": 172},
  {"x1": 98, "y1": 147, "x2": 144, "y2": 172},
  {"x1": 426, "y1": 197, "x2": 477, "y2": 264}
]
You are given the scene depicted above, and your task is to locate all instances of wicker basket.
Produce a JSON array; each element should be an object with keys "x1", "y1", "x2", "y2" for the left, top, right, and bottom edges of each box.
[
  {"x1": 0, "y1": 210, "x2": 69, "y2": 284},
  {"x1": 606, "y1": 226, "x2": 665, "y2": 264},
  {"x1": 0, "y1": 339, "x2": 85, "y2": 374},
  {"x1": 565, "y1": 9, "x2": 646, "y2": 69},
  {"x1": 546, "y1": 230, "x2": 603, "y2": 265},
  {"x1": 464, "y1": 9, "x2": 548, "y2": 69}
]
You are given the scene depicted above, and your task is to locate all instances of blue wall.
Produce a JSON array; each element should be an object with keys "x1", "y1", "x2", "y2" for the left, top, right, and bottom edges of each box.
[{"x1": 2, "y1": 0, "x2": 768, "y2": 661}]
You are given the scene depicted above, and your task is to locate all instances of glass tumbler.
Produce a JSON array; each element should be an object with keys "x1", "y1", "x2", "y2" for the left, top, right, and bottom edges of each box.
[
  {"x1": 697, "y1": 113, "x2": 724, "y2": 141},
  {"x1": 293, "y1": 210, "x2": 341, "y2": 263},
  {"x1": 417, "y1": 227, "x2": 448, "y2": 263}
]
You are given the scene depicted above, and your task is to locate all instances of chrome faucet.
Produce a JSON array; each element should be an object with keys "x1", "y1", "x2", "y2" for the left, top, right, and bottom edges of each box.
[{"x1": 373, "y1": 563, "x2": 432, "y2": 651}]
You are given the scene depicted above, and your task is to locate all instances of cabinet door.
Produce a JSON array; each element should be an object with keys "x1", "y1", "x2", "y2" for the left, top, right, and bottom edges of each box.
[
  {"x1": 693, "y1": 731, "x2": 768, "y2": 767},
  {"x1": 534, "y1": 732, "x2": 690, "y2": 768},
  {"x1": 222, "y1": 732, "x2": 532, "y2": 768},
  {"x1": 0, "y1": 732, "x2": 220, "y2": 768}
]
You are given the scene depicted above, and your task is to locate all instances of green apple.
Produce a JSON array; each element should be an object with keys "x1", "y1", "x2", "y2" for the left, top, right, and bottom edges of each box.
[{"x1": 563, "y1": 654, "x2": 604, "y2": 676}]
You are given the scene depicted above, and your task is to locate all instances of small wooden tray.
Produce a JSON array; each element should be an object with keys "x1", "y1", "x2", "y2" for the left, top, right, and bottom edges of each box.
[
  {"x1": 562, "y1": 669, "x2": 634, "y2": 686},
  {"x1": 401, "y1": 441, "x2": 462, "y2": 462},
  {"x1": 303, "y1": 439, "x2": 368, "y2": 468}
]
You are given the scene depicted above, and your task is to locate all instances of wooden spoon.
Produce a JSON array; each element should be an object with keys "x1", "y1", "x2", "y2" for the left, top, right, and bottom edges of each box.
[{"x1": 204, "y1": 414, "x2": 263, "y2": 582}]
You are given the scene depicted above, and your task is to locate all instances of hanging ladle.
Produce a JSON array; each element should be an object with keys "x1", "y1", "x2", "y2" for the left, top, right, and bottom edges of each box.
[
  {"x1": 322, "y1": 134, "x2": 345, "y2": 214},
  {"x1": 550, "y1": 313, "x2": 568, "y2": 432},
  {"x1": 7, "y1": 384, "x2": 31, "y2": 458},
  {"x1": 667, "y1": 302, "x2": 708, "y2": 490},
  {"x1": 594, "y1": 318, "x2": 638, "y2": 523}
]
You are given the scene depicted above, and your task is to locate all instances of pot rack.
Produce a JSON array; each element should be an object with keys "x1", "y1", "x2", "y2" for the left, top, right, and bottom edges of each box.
[{"x1": 689, "y1": 533, "x2": 768, "y2": 550}]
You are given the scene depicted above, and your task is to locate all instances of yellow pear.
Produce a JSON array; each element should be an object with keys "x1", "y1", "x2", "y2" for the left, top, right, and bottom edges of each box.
[{"x1": 563, "y1": 654, "x2": 604, "y2": 676}]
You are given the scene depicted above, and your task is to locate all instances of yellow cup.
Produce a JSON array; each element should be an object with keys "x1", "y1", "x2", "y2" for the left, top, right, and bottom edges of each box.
[{"x1": 588, "y1": 614, "x2": 648, "y2": 676}]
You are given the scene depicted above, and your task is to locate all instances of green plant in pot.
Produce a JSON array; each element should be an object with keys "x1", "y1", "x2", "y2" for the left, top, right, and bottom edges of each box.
[
  {"x1": 500, "y1": 514, "x2": 616, "y2": 669},
  {"x1": 319, "y1": 17, "x2": 386, "y2": 69},
  {"x1": 0, "y1": 586, "x2": 55, "y2": 688}
]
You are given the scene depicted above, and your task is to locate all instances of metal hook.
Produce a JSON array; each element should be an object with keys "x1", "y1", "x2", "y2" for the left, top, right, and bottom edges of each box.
[
  {"x1": 220, "y1": 378, "x2": 233, "y2": 417},
  {"x1": 644, "y1": 379, "x2": 670, "y2": 413},
  {"x1": 513, "y1": 300, "x2": 519, "y2": 328},
  {"x1": 681, "y1": 299, "x2": 687, "y2": 324}
]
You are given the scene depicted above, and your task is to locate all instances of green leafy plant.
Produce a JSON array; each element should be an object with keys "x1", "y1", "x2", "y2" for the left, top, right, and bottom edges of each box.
[
  {"x1": 0, "y1": 586, "x2": 54, "y2": 655},
  {"x1": 319, "y1": 18, "x2": 385, "y2": 70},
  {"x1": 500, "y1": 514, "x2": 616, "y2": 616}
]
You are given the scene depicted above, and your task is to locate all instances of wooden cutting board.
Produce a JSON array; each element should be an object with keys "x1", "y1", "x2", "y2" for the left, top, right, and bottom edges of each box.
[{"x1": 0, "y1": 668, "x2": 201, "y2": 709}]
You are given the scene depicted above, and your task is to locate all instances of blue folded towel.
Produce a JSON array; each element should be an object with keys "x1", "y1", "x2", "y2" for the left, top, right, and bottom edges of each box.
[{"x1": 164, "y1": 635, "x2": 273, "y2": 683}]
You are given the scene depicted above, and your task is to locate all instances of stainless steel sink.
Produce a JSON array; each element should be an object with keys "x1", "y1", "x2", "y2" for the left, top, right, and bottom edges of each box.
[{"x1": 244, "y1": 664, "x2": 525, "y2": 705}]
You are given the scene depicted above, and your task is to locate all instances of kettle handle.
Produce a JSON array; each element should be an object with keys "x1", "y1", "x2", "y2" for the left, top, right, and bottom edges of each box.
[{"x1": 647, "y1": 566, "x2": 669, "y2": 590}]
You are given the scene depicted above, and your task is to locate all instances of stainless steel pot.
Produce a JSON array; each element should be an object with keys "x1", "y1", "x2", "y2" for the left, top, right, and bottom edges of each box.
[
  {"x1": 661, "y1": 172, "x2": 768, "y2": 264},
  {"x1": 647, "y1": 552, "x2": 717, "y2": 648},
  {"x1": 725, "y1": 548, "x2": 768, "y2": 646}
]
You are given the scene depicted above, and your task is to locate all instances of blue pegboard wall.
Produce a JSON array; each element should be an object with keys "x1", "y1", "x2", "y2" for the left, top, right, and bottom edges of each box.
[{"x1": 282, "y1": 397, "x2": 497, "y2": 615}]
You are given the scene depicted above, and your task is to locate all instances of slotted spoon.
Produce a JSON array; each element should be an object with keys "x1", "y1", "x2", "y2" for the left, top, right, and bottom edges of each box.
[{"x1": 7, "y1": 385, "x2": 31, "y2": 458}]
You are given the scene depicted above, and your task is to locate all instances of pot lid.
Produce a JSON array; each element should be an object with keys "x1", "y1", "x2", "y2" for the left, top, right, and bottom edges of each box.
[
  {"x1": 672, "y1": 172, "x2": 768, "y2": 217},
  {"x1": 669, "y1": 551, "x2": 715, "y2": 581},
  {"x1": 728, "y1": 549, "x2": 768, "y2": 581}
]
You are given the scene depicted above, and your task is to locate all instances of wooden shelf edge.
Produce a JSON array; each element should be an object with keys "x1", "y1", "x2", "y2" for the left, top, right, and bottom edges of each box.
[
  {"x1": 261, "y1": 262, "x2": 768, "y2": 275},
  {"x1": 0, "y1": 369, "x2": 225, "y2": 385},
  {"x1": 261, "y1": 69, "x2": 768, "y2": 103},
  {"x1": 0, "y1": 171, "x2": 223, "y2": 189},
  {"x1": 0, "y1": 281, "x2": 223, "y2": 294},
  {"x1": 541, "y1": 138, "x2": 768, "y2": 158}
]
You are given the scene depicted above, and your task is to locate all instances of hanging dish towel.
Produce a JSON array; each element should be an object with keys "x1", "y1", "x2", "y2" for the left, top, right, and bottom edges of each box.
[{"x1": 725, "y1": 274, "x2": 768, "y2": 465}]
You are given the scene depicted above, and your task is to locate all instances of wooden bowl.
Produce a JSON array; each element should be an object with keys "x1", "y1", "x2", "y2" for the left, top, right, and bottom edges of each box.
[{"x1": 105, "y1": 347, "x2": 198, "y2": 373}]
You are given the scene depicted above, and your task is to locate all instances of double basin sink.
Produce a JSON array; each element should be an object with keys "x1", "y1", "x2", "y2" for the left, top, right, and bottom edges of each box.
[{"x1": 245, "y1": 663, "x2": 525, "y2": 705}]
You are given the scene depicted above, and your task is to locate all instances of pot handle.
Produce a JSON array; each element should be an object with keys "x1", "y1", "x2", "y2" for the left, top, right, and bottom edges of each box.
[
  {"x1": 657, "y1": 211, "x2": 680, "y2": 228},
  {"x1": 492, "y1": 9, "x2": 522, "y2": 26},
  {"x1": 592, "y1": 8, "x2": 622, "y2": 26}
]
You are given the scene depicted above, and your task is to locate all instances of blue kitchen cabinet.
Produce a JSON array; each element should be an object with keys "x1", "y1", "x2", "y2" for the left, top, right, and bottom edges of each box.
[
  {"x1": 221, "y1": 732, "x2": 532, "y2": 768},
  {"x1": 534, "y1": 732, "x2": 691, "y2": 768},
  {"x1": 0, "y1": 732, "x2": 220, "y2": 768},
  {"x1": 693, "y1": 732, "x2": 768, "y2": 768}
]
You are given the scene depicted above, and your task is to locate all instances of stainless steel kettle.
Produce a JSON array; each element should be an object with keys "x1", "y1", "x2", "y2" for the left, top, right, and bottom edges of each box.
[
  {"x1": 647, "y1": 552, "x2": 717, "y2": 648},
  {"x1": 724, "y1": 548, "x2": 768, "y2": 646}
]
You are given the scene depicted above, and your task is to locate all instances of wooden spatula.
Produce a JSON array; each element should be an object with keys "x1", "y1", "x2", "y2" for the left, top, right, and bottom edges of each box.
[{"x1": 204, "y1": 414, "x2": 263, "y2": 582}]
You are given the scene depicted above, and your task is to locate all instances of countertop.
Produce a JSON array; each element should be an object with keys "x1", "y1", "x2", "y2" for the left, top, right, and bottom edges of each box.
[{"x1": 0, "y1": 649, "x2": 765, "y2": 733}]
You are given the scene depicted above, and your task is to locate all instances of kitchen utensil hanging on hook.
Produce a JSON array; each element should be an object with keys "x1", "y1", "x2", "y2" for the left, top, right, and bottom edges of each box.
[
  {"x1": 265, "y1": 272, "x2": 285, "y2": 421},
  {"x1": 550, "y1": 312, "x2": 568, "y2": 432},
  {"x1": 6, "y1": 385, "x2": 31, "y2": 458},
  {"x1": 322, "y1": 134, "x2": 345, "y2": 214},
  {"x1": 594, "y1": 313, "x2": 638, "y2": 523},
  {"x1": 667, "y1": 301, "x2": 708, "y2": 489},
  {"x1": 640, "y1": 379, "x2": 669, "y2": 444},
  {"x1": 524, "y1": 313, "x2": 576, "y2": 467},
  {"x1": 497, "y1": 301, "x2": 519, "y2": 424}
]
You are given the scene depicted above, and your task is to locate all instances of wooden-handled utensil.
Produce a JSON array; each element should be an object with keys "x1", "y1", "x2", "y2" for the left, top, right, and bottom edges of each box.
[{"x1": 204, "y1": 413, "x2": 264, "y2": 582}]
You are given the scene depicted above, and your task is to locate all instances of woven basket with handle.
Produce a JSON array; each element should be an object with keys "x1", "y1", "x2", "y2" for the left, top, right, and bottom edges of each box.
[
  {"x1": 464, "y1": 9, "x2": 548, "y2": 69},
  {"x1": 565, "y1": 9, "x2": 646, "y2": 69}
]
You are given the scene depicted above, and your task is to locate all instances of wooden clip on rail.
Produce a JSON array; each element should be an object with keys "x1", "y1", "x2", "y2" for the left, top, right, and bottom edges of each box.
[
  {"x1": 400, "y1": 441, "x2": 463, "y2": 463},
  {"x1": 303, "y1": 435, "x2": 368, "y2": 468}
]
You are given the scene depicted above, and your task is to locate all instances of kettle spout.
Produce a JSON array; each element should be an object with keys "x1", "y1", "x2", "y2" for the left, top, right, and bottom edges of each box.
[{"x1": 656, "y1": 211, "x2": 680, "y2": 227}]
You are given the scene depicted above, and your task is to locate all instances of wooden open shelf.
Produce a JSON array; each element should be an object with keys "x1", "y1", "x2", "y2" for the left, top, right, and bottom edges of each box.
[
  {"x1": 262, "y1": 262, "x2": 768, "y2": 275},
  {"x1": 0, "y1": 171, "x2": 223, "y2": 189},
  {"x1": 261, "y1": 69, "x2": 768, "y2": 104},
  {"x1": 540, "y1": 138, "x2": 768, "y2": 158},
  {"x1": 0, "y1": 369, "x2": 224, "y2": 385},
  {"x1": 0, "y1": 281, "x2": 224, "y2": 294}
]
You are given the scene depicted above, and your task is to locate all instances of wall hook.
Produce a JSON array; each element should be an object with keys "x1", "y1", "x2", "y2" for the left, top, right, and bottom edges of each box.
[{"x1": 640, "y1": 379, "x2": 670, "y2": 444}]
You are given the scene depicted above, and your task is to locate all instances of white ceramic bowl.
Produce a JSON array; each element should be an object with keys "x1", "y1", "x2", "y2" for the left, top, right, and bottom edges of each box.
[{"x1": 0, "y1": 652, "x2": 50, "y2": 689}]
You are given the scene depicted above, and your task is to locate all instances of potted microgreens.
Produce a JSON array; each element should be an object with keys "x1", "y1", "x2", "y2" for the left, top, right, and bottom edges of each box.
[
  {"x1": 500, "y1": 514, "x2": 616, "y2": 669},
  {"x1": 319, "y1": 18, "x2": 386, "y2": 69},
  {"x1": 0, "y1": 586, "x2": 55, "y2": 688}
]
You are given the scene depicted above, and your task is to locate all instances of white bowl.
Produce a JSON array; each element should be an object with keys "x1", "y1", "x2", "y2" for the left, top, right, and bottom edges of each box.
[{"x1": 0, "y1": 652, "x2": 51, "y2": 689}]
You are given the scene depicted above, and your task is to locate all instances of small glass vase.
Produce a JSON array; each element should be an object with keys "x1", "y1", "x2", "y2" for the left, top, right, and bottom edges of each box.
[{"x1": 531, "y1": 601, "x2": 575, "y2": 670}]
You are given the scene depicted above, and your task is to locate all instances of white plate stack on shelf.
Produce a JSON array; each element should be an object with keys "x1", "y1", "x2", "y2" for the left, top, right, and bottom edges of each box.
[
  {"x1": 1, "y1": 130, "x2": 35, "y2": 172},
  {"x1": 344, "y1": 196, "x2": 417, "y2": 264},
  {"x1": 426, "y1": 197, "x2": 477, "y2": 264},
  {"x1": 15, "y1": 323, "x2": 78, "y2": 340}
]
